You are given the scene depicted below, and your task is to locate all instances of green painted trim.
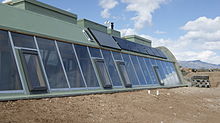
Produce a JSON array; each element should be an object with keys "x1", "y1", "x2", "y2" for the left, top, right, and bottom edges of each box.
[
  {"x1": 107, "y1": 28, "x2": 121, "y2": 37},
  {"x1": 77, "y1": 19, "x2": 107, "y2": 33},
  {"x1": 123, "y1": 35, "x2": 152, "y2": 43},
  {"x1": 0, "y1": 3, "x2": 99, "y2": 46},
  {"x1": 0, "y1": 84, "x2": 188, "y2": 101},
  {"x1": 10, "y1": 0, "x2": 77, "y2": 18}
]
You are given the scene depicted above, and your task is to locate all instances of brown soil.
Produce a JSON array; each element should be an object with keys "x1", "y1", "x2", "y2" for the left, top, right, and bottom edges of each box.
[{"x1": 0, "y1": 86, "x2": 220, "y2": 123}]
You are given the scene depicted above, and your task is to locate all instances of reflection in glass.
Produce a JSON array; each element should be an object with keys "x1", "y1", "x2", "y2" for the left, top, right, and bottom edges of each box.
[
  {"x1": 57, "y1": 42, "x2": 86, "y2": 88},
  {"x1": 112, "y1": 51, "x2": 122, "y2": 60},
  {"x1": 168, "y1": 62, "x2": 180, "y2": 84},
  {"x1": 130, "y1": 55, "x2": 146, "y2": 85},
  {"x1": 155, "y1": 60, "x2": 166, "y2": 85},
  {"x1": 145, "y1": 58, "x2": 158, "y2": 84},
  {"x1": 74, "y1": 45, "x2": 100, "y2": 87},
  {"x1": 137, "y1": 56, "x2": 152, "y2": 84},
  {"x1": 89, "y1": 47, "x2": 102, "y2": 58},
  {"x1": 116, "y1": 61, "x2": 132, "y2": 87},
  {"x1": 153, "y1": 66, "x2": 162, "y2": 85},
  {"x1": 36, "y1": 37, "x2": 68, "y2": 89},
  {"x1": 102, "y1": 50, "x2": 122, "y2": 86},
  {"x1": 122, "y1": 54, "x2": 139, "y2": 85},
  {"x1": 0, "y1": 30, "x2": 22, "y2": 90},
  {"x1": 21, "y1": 51, "x2": 47, "y2": 92},
  {"x1": 94, "y1": 60, "x2": 112, "y2": 88},
  {"x1": 160, "y1": 61, "x2": 171, "y2": 85},
  {"x1": 11, "y1": 32, "x2": 36, "y2": 49}
]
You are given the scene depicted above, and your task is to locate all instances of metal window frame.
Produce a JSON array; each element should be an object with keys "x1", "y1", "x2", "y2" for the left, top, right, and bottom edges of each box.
[
  {"x1": 19, "y1": 49, "x2": 48, "y2": 94},
  {"x1": 148, "y1": 58, "x2": 160, "y2": 85},
  {"x1": 53, "y1": 41, "x2": 87, "y2": 89},
  {"x1": 143, "y1": 58, "x2": 154, "y2": 85},
  {"x1": 100, "y1": 50, "x2": 116, "y2": 88},
  {"x1": 92, "y1": 58, "x2": 113, "y2": 89},
  {"x1": 158, "y1": 61, "x2": 169, "y2": 85},
  {"x1": 35, "y1": 38, "x2": 70, "y2": 90},
  {"x1": 34, "y1": 36, "x2": 52, "y2": 92},
  {"x1": 88, "y1": 47, "x2": 112, "y2": 89},
  {"x1": 55, "y1": 40, "x2": 71, "y2": 88},
  {"x1": 71, "y1": 44, "x2": 88, "y2": 89},
  {"x1": 86, "y1": 47, "x2": 102, "y2": 89},
  {"x1": 124, "y1": 54, "x2": 141, "y2": 86},
  {"x1": 131, "y1": 55, "x2": 148, "y2": 85},
  {"x1": 138, "y1": 57, "x2": 153, "y2": 85},
  {"x1": 6, "y1": 31, "x2": 26, "y2": 94},
  {"x1": 153, "y1": 65, "x2": 164, "y2": 86},
  {"x1": 158, "y1": 60, "x2": 170, "y2": 85},
  {"x1": 114, "y1": 60, "x2": 132, "y2": 88},
  {"x1": 110, "y1": 51, "x2": 124, "y2": 88},
  {"x1": 100, "y1": 50, "x2": 123, "y2": 88},
  {"x1": 82, "y1": 29, "x2": 95, "y2": 42},
  {"x1": 155, "y1": 60, "x2": 166, "y2": 85}
]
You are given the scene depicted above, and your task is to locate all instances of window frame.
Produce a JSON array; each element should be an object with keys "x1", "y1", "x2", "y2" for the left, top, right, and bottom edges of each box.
[
  {"x1": 19, "y1": 49, "x2": 48, "y2": 94},
  {"x1": 115, "y1": 60, "x2": 132, "y2": 88},
  {"x1": 92, "y1": 58, "x2": 113, "y2": 89}
]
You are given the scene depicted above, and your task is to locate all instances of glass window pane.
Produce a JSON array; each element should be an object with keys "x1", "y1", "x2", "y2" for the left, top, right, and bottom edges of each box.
[
  {"x1": 164, "y1": 62, "x2": 177, "y2": 85},
  {"x1": 160, "y1": 61, "x2": 171, "y2": 85},
  {"x1": 153, "y1": 66, "x2": 162, "y2": 85},
  {"x1": 130, "y1": 55, "x2": 146, "y2": 85},
  {"x1": 169, "y1": 62, "x2": 180, "y2": 84},
  {"x1": 122, "y1": 54, "x2": 139, "y2": 85},
  {"x1": 11, "y1": 32, "x2": 36, "y2": 49},
  {"x1": 21, "y1": 51, "x2": 47, "y2": 92},
  {"x1": 155, "y1": 60, "x2": 166, "y2": 85},
  {"x1": 112, "y1": 51, "x2": 122, "y2": 60},
  {"x1": 116, "y1": 61, "x2": 132, "y2": 87},
  {"x1": 149, "y1": 59, "x2": 161, "y2": 85},
  {"x1": 36, "y1": 37, "x2": 68, "y2": 89},
  {"x1": 145, "y1": 58, "x2": 158, "y2": 84},
  {"x1": 137, "y1": 56, "x2": 152, "y2": 85},
  {"x1": 89, "y1": 47, "x2": 102, "y2": 58},
  {"x1": 101, "y1": 50, "x2": 122, "y2": 86},
  {"x1": 0, "y1": 30, "x2": 22, "y2": 90},
  {"x1": 74, "y1": 45, "x2": 100, "y2": 87},
  {"x1": 163, "y1": 62, "x2": 173, "y2": 85},
  {"x1": 57, "y1": 42, "x2": 86, "y2": 88}
]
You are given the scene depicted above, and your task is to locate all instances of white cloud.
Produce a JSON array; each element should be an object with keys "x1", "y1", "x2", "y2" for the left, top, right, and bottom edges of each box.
[
  {"x1": 119, "y1": 16, "x2": 220, "y2": 64},
  {"x1": 202, "y1": 41, "x2": 220, "y2": 50},
  {"x1": 119, "y1": 28, "x2": 137, "y2": 36},
  {"x1": 121, "y1": 0, "x2": 168, "y2": 30},
  {"x1": 170, "y1": 17, "x2": 220, "y2": 64},
  {"x1": 99, "y1": 0, "x2": 118, "y2": 18},
  {"x1": 181, "y1": 17, "x2": 220, "y2": 32},
  {"x1": 154, "y1": 30, "x2": 167, "y2": 34}
]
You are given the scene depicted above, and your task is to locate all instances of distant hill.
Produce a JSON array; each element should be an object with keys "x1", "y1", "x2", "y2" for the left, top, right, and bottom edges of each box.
[{"x1": 178, "y1": 60, "x2": 220, "y2": 69}]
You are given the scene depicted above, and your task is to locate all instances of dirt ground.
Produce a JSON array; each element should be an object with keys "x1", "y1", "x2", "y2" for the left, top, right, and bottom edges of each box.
[{"x1": 0, "y1": 85, "x2": 220, "y2": 123}]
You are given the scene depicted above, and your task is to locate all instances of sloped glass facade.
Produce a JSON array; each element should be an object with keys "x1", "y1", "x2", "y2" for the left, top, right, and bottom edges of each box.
[{"x1": 0, "y1": 29, "x2": 181, "y2": 94}]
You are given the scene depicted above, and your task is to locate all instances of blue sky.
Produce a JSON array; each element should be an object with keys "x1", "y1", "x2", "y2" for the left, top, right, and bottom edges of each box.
[{"x1": 2, "y1": 0, "x2": 220, "y2": 64}]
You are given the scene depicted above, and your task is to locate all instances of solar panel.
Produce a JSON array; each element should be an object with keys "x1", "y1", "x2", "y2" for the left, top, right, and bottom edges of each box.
[
  {"x1": 151, "y1": 48, "x2": 161, "y2": 57},
  {"x1": 88, "y1": 28, "x2": 121, "y2": 50},
  {"x1": 113, "y1": 36, "x2": 167, "y2": 59},
  {"x1": 145, "y1": 47, "x2": 154, "y2": 56},
  {"x1": 155, "y1": 49, "x2": 167, "y2": 59},
  {"x1": 113, "y1": 36, "x2": 148, "y2": 55}
]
